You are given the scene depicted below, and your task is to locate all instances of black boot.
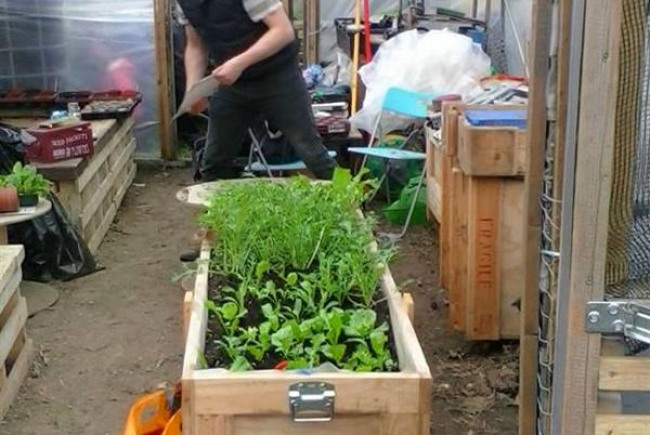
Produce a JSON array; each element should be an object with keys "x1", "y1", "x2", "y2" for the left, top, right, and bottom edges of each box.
[{"x1": 179, "y1": 248, "x2": 200, "y2": 262}]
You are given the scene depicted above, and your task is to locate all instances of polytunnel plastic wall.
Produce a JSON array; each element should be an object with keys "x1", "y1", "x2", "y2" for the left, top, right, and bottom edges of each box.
[{"x1": 0, "y1": 0, "x2": 160, "y2": 156}]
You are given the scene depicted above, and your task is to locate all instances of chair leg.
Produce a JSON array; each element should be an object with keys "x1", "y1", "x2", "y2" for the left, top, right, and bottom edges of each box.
[
  {"x1": 398, "y1": 164, "x2": 426, "y2": 238},
  {"x1": 248, "y1": 129, "x2": 274, "y2": 178},
  {"x1": 360, "y1": 113, "x2": 383, "y2": 170}
]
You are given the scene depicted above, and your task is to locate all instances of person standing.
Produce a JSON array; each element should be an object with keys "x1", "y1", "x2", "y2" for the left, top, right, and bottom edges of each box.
[{"x1": 176, "y1": 0, "x2": 336, "y2": 181}]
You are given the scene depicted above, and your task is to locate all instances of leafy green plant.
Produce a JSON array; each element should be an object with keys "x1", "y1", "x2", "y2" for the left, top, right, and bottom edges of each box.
[
  {"x1": 200, "y1": 169, "x2": 397, "y2": 372},
  {"x1": 0, "y1": 162, "x2": 52, "y2": 196}
]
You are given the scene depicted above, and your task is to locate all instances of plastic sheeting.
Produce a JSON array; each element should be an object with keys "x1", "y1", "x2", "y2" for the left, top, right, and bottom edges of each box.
[
  {"x1": 0, "y1": 0, "x2": 159, "y2": 156},
  {"x1": 350, "y1": 29, "x2": 491, "y2": 133}
]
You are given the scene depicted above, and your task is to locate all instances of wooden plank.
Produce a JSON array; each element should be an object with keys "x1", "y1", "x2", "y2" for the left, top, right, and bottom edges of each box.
[
  {"x1": 402, "y1": 293, "x2": 414, "y2": 324},
  {"x1": 77, "y1": 118, "x2": 134, "y2": 192},
  {"x1": 0, "y1": 246, "x2": 23, "y2": 295},
  {"x1": 595, "y1": 415, "x2": 650, "y2": 435},
  {"x1": 498, "y1": 179, "x2": 524, "y2": 338},
  {"x1": 0, "y1": 296, "x2": 27, "y2": 366},
  {"x1": 303, "y1": 0, "x2": 320, "y2": 64},
  {"x1": 0, "y1": 338, "x2": 33, "y2": 420},
  {"x1": 466, "y1": 177, "x2": 501, "y2": 340},
  {"x1": 191, "y1": 374, "x2": 422, "y2": 415},
  {"x1": 81, "y1": 137, "x2": 135, "y2": 229},
  {"x1": 154, "y1": 0, "x2": 176, "y2": 160},
  {"x1": 439, "y1": 154, "x2": 453, "y2": 291},
  {"x1": 557, "y1": 0, "x2": 622, "y2": 433},
  {"x1": 0, "y1": 273, "x2": 19, "y2": 326},
  {"x1": 518, "y1": 0, "x2": 553, "y2": 431},
  {"x1": 86, "y1": 158, "x2": 136, "y2": 254},
  {"x1": 183, "y1": 291, "x2": 193, "y2": 340},
  {"x1": 599, "y1": 356, "x2": 650, "y2": 391},
  {"x1": 227, "y1": 415, "x2": 383, "y2": 435},
  {"x1": 448, "y1": 167, "x2": 468, "y2": 332}
]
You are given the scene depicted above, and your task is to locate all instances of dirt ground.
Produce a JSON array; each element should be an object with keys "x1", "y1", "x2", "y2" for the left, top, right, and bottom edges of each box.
[{"x1": 0, "y1": 167, "x2": 518, "y2": 434}]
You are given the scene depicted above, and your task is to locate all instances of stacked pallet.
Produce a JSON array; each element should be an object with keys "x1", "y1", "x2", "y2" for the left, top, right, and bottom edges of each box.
[
  {"x1": 429, "y1": 103, "x2": 527, "y2": 341},
  {"x1": 0, "y1": 246, "x2": 33, "y2": 419}
]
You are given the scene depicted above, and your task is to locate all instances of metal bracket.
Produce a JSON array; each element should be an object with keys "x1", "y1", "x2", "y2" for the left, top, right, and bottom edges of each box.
[
  {"x1": 288, "y1": 382, "x2": 335, "y2": 423},
  {"x1": 585, "y1": 301, "x2": 650, "y2": 344}
]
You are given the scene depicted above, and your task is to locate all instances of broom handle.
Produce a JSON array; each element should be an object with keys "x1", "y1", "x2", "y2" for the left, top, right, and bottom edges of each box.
[
  {"x1": 363, "y1": 0, "x2": 372, "y2": 63},
  {"x1": 350, "y1": 0, "x2": 362, "y2": 115}
]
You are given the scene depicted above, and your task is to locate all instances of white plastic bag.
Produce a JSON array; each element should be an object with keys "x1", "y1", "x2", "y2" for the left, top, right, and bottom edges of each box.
[{"x1": 350, "y1": 29, "x2": 491, "y2": 134}]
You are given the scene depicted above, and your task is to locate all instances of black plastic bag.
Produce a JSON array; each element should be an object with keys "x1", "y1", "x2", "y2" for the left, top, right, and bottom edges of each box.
[
  {"x1": 0, "y1": 124, "x2": 98, "y2": 282},
  {"x1": 7, "y1": 194, "x2": 98, "y2": 282}
]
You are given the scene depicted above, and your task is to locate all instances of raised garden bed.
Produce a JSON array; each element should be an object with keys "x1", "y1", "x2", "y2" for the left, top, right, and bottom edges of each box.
[{"x1": 181, "y1": 175, "x2": 431, "y2": 434}]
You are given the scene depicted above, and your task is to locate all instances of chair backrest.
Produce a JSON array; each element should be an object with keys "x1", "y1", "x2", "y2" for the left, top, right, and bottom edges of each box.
[{"x1": 381, "y1": 87, "x2": 438, "y2": 119}]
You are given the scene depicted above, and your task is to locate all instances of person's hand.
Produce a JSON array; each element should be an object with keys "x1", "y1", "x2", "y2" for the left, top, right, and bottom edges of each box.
[
  {"x1": 212, "y1": 58, "x2": 246, "y2": 86},
  {"x1": 189, "y1": 98, "x2": 208, "y2": 115}
]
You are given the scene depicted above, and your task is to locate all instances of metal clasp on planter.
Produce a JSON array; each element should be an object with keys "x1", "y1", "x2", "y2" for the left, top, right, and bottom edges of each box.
[
  {"x1": 585, "y1": 301, "x2": 650, "y2": 344},
  {"x1": 288, "y1": 382, "x2": 335, "y2": 423}
]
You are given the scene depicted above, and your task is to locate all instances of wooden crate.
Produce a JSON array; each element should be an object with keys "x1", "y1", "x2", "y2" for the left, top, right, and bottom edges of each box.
[
  {"x1": 0, "y1": 246, "x2": 34, "y2": 420},
  {"x1": 182, "y1": 242, "x2": 432, "y2": 435},
  {"x1": 457, "y1": 119, "x2": 527, "y2": 177},
  {"x1": 439, "y1": 102, "x2": 525, "y2": 341}
]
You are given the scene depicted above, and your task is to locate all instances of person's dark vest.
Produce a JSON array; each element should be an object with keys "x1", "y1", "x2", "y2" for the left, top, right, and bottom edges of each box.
[{"x1": 178, "y1": 0, "x2": 297, "y2": 81}]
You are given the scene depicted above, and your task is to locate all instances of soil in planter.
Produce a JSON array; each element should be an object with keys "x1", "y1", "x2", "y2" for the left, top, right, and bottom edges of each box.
[{"x1": 204, "y1": 273, "x2": 399, "y2": 372}]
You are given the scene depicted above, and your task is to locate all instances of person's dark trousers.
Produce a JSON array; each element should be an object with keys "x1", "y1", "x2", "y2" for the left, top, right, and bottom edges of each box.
[{"x1": 202, "y1": 66, "x2": 336, "y2": 181}]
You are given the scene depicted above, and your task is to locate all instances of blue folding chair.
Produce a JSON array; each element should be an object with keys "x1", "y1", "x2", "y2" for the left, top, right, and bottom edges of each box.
[{"x1": 350, "y1": 87, "x2": 436, "y2": 238}]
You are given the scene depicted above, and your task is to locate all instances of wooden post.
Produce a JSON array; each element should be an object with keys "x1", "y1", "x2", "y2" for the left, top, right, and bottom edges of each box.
[
  {"x1": 154, "y1": 0, "x2": 177, "y2": 160},
  {"x1": 302, "y1": 0, "x2": 320, "y2": 64},
  {"x1": 518, "y1": 0, "x2": 553, "y2": 433},
  {"x1": 555, "y1": 0, "x2": 622, "y2": 433},
  {"x1": 282, "y1": 0, "x2": 294, "y2": 20}
]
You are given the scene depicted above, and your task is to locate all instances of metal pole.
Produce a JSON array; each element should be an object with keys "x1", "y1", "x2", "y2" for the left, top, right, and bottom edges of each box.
[{"x1": 550, "y1": 0, "x2": 586, "y2": 433}]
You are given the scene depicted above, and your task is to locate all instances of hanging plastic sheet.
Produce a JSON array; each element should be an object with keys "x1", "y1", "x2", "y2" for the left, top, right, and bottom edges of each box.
[{"x1": 0, "y1": 0, "x2": 159, "y2": 156}]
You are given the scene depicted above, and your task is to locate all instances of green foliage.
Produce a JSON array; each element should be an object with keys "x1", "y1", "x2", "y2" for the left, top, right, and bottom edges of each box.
[
  {"x1": 0, "y1": 162, "x2": 52, "y2": 196},
  {"x1": 201, "y1": 170, "x2": 396, "y2": 372}
]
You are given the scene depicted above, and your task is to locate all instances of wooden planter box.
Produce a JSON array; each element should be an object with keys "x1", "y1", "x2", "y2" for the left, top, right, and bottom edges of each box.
[
  {"x1": 182, "y1": 242, "x2": 431, "y2": 435},
  {"x1": 0, "y1": 246, "x2": 34, "y2": 419}
]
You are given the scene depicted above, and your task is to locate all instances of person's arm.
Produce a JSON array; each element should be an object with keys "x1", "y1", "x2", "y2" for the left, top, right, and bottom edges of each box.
[
  {"x1": 184, "y1": 24, "x2": 208, "y2": 91},
  {"x1": 212, "y1": 7, "x2": 295, "y2": 85}
]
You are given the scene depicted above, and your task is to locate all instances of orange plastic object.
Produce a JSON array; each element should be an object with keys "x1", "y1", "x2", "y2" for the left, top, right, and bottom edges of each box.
[
  {"x1": 121, "y1": 390, "x2": 173, "y2": 435},
  {"x1": 162, "y1": 411, "x2": 182, "y2": 435}
]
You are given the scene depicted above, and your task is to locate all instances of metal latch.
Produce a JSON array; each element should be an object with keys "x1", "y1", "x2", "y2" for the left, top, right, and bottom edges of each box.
[
  {"x1": 288, "y1": 382, "x2": 335, "y2": 423},
  {"x1": 585, "y1": 301, "x2": 650, "y2": 344}
]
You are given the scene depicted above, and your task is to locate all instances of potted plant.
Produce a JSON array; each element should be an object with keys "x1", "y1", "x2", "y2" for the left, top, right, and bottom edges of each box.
[
  {"x1": 0, "y1": 185, "x2": 19, "y2": 213},
  {"x1": 0, "y1": 162, "x2": 52, "y2": 207}
]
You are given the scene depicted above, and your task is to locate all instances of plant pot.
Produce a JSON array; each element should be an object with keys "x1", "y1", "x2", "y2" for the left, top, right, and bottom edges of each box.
[
  {"x1": 19, "y1": 194, "x2": 39, "y2": 207},
  {"x1": 0, "y1": 187, "x2": 19, "y2": 213}
]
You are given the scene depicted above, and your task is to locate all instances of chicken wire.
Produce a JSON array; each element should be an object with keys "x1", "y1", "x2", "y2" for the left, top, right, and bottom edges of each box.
[{"x1": 604, "y1": 0, "x2": 650, "y2": 355}]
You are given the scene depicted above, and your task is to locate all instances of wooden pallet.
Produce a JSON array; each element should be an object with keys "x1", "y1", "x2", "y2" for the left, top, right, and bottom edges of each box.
[
  {"x1": 182, "y1": 242, "x2": 431, "y2": 435},
  {"x1": 55, "y1": 118, "x2": 137, "y2": 253},
  {"x1": 0, "y1": 246, "x2": 33, "y2": 420},
  {"x1": 593, "y1": 340, "x2": 650, "y2": 435}
]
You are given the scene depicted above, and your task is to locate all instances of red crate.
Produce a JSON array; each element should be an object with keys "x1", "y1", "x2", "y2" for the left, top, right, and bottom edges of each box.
[{"x1": 24, "y1": 121, "x2": 93, "y2": 163}]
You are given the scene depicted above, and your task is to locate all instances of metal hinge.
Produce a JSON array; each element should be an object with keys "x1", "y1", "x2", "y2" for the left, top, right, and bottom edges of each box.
[
  {"x1": 288, "y1": 382, "x2": 335, "y2": 423},
  {"x1": 585, "y1": 301, "x2": 650, "y2": 344}
]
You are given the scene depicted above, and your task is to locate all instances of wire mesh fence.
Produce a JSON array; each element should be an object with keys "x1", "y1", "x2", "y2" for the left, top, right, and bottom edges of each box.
[{"x1": 605, "y1": 0, "x2": 650, "y2": 355}]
